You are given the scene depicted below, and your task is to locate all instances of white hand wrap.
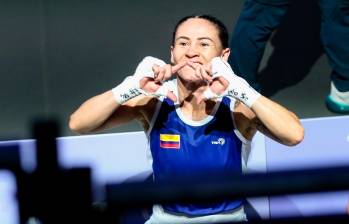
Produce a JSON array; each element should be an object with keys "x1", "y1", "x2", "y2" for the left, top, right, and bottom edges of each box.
[
  {"x1": 112, "y1": 56, "x2": 171, "y2": 104},
  {"x1": 111, "y1": 76, "x2": 142, "y2": 104},
  {"x1": 133, "y1": 56, "x2": 166, "y2": 79},
  {"x1": 203, "y1": 57, "x2": 261, "y2": 107},
  {"x1": 138, "y1": 81, "x2": 172, "y2": 99}
]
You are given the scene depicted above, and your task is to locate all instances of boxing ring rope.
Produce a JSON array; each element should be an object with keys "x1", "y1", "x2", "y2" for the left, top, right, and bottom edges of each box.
[{"x1": 105, "y1": 166, "x2": 349, "y2": 223}]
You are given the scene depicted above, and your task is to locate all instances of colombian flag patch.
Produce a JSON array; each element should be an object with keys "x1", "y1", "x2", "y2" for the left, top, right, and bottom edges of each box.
[{"x1": 160, "y1": 134, "x2": 180, "y2": 149}]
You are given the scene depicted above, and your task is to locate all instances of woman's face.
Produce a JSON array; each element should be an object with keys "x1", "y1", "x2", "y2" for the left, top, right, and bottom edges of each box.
[{"x1": 171, "y1": 18, "x2": 230, "y2": 83}]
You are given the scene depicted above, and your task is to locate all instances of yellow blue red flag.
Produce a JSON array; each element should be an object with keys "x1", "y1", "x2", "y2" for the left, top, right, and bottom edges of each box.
[{"x1": 160, "y1": 134, "x2": 180, "y2": 149}]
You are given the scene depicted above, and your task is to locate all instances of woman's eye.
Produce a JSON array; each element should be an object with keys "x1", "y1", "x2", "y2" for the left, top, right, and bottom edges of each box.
[{"x1": 179, "y1": 42, "x2": 189, "y2": 46}]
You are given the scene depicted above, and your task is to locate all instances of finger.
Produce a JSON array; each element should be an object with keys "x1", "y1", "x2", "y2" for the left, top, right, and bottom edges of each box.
[
  {"x1": 209, "y1": 77, "x2": 229, "y2": 95},
  {"x1": 163, "y1": 64, "x2": 173, "y2": 81},
  {"x1": 186, "y1": 61, "x2": 198, "y2": 70},
  {"x1": 139, "y1": 77, "x2": 152, "y2": 89},
  {"x1": 167, "y1": 91, "x2": 177, "y2": 102},
  {"x1": 203, "y1": 63, "x2": 212, "y2": 75},
  {"x1": 155, "y1": 67, "x2": 165, "y2": 82},
  {"x1": 200, "y1": 66, "x2": 213, "y2": 83},
  {"x1": 196, "y1": 94, "x2": 205, "y2": 104},
  {"x1": 171, "y1": 61, "x2": 188, "y2": 74},
  {"x1": 195, "y1": 65, "x2": 203, "y2": 80},
  {"x1": 152, "y1": 65, "x2": 160, "y2": 79},
  {"x1": 216, "y1": 76, "x2": 230, "y2": 88},
  {"x1": 197, "y1": 65, "x2": 207, "y2": 80}
]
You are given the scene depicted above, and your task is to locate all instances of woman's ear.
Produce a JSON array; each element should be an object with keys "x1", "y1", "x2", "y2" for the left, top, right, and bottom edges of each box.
[
  {"x1": 221, "y1": 48, "x2": 231, "y2": 61},
  {"x1": 170, "y1": 45, "x2": 174, "y2": 63}
]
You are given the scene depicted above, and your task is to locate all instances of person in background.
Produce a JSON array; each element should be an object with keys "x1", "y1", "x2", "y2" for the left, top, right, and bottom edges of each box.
[{"x1": 229, "y1": 0, "x2": 349, "y2": 113}]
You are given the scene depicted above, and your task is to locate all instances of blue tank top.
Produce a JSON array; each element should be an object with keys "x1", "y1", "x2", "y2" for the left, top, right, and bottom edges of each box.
[{"x1": 148, "y1": 96, "x2": 244, "y2": 216}]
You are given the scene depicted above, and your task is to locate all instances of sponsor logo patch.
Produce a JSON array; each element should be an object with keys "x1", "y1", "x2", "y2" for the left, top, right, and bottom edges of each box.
[{"x1": 211, "y1": 137, "x2": 225, "y2": 146}]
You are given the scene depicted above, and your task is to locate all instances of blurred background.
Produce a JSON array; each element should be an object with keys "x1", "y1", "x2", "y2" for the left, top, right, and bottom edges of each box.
[{"x1": 0, "y1": 0, "x2": 341, "y2": 139}]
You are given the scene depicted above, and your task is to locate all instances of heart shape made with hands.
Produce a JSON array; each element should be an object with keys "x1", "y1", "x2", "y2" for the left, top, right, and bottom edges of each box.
[
  {"x1": 130, "y1": 56, "x2": 259, "y2": 107},
  {"x1": 184, "y1": 57, "x2": 232, "y2": 104}
]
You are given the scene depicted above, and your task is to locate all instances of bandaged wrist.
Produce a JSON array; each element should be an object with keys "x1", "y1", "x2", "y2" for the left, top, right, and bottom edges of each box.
[
  {"x1": 210, "y1": 57, "x2": 261, "y2": 107},
  {"x1": 227, "y1": 77, "x2": 261, "y2": 107},
  {"x1": 111, "y1": 76, "x2": 142, "y2": 104}
]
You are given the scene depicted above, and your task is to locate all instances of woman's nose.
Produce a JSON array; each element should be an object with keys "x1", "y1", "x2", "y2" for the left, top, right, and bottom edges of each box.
[{"x1": 185, "y1": 44, "x2": 199, "y2": 58}]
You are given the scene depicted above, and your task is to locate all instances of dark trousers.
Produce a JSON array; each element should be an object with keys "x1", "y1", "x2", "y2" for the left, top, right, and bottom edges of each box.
[{"x1": 229, "y1": 0, "x2": 349, "y2": 92}]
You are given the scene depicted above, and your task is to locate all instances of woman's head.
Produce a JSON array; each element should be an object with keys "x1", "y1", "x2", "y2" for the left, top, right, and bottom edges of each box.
[
  {"x1": 172, "y1": 15, "x2": 229, "y2": 49},
  {"x1": 170, "y1": 15, "x2": 230, "y2": 83}
]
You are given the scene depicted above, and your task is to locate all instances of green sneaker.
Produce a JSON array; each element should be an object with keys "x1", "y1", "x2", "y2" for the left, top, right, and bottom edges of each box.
[{"x1": 325, "y1": 82, "x2": 349, "y2": 114}]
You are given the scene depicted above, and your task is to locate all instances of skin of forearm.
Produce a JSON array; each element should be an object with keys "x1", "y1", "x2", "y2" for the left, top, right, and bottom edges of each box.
[
  {"x1": 251, "y1": 96, "x2": 304, "y2": 146},
  {"x1": 69, "y1": 90, "x2": 119, "y2": 134}
]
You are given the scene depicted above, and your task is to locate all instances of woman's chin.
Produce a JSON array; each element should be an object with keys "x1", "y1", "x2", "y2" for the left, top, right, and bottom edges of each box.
[
  {"x1": 188, "y1": 78, "x2": 205, "y2": 84},
  {"x1": 178, "y1": 75, "x2": 207, "y2": 88}
]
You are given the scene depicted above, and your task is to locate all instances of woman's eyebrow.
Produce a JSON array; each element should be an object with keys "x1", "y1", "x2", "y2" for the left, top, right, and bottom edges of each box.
[
  {"x1": 175, "y1": 36, "x2": 215, "y2": 42},
  {"x1": 175, "y1": 36, "x2": 190, "y2": 42},
  {"x1": 197, "y1": 37, "x2": 215, "y2": 42}
]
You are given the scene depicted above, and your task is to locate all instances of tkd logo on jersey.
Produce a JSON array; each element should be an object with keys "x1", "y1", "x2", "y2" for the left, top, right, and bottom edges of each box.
[{"x1": 211, "y1": 138, "x2": 225, "y2": 146}]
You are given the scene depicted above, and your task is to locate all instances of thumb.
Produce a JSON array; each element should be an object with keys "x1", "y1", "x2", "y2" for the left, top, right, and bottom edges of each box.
[
  {"x1": 200, "y1": 87, "x2": 220, "y2": 103},
  {"x1": 139, "y1": 77, "x2": 151, "y2": 89},
  {"x1": 196, "y1": 94, "x2": 205, "y2": 104},
  {"x1": 167, "y1": 91, "x2": 177, "y2": 102}
]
